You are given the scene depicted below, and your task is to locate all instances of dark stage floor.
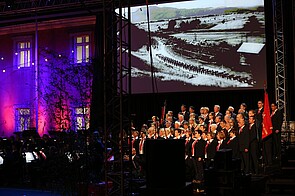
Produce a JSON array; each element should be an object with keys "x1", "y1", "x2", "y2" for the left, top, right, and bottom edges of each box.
[
  {"x1": 0, "y1": 188, "x2": 60, "y2": 196},
  {"x1": 1, "y1": 145, "x2": 294, "y2": 196}
]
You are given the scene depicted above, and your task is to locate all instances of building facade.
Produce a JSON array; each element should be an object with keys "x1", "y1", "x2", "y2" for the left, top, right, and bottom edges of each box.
[{"x1": 0, "y1": 16, "x2": 96, "y2": 136}]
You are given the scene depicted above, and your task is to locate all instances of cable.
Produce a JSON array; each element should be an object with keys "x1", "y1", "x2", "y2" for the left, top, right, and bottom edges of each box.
[{"x1": 145, "y1": 0, "x2": 158, "y2": 94}]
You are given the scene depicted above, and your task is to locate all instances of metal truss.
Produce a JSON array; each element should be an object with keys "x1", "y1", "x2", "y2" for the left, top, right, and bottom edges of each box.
[
  {"x1": 0, "y1": 0, "x2": 104, "y2": 26},
  {"x1": 103, "y1": 0, "x2": 131, "y2": 195},
  {"x1": 0, "y1": 0, "x2": 102, "y2": 14},
  {"x1": 273, "y1": 0, "x2": 287, "y2": 124}
]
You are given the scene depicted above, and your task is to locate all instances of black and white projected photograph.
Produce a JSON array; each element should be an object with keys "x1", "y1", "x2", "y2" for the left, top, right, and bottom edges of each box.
[{"x1": 130, "y1": 0, "x2": 266, "y2": 93}]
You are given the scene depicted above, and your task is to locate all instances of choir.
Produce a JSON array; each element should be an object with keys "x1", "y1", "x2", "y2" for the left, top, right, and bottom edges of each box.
[{"x1": 130, "y1": 101, "x2": 284, "y2": 182}]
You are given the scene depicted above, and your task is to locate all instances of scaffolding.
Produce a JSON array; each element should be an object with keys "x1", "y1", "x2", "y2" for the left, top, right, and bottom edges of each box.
[
  {"x1": 273, "y1": 0, "x2": 288, "y2": 124},
  {"x1": 0, "y1": 0, "x2": 101, "y2": 13},
  {"x1": 1, "y1": 0, "x2": 132, "y2": 194},
  {"x1": 103, "y1": 0, "x2": 131, "y2": 195}
]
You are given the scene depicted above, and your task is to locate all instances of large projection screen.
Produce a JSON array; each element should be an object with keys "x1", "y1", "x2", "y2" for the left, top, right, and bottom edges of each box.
[{"x1": 129, "y1": 0, "x2": 266, "y2": 93}]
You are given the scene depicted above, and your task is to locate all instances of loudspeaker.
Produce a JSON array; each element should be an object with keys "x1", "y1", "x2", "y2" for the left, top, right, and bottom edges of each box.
[
  {"x1": 214, "y1": 149, "x2": 232, "y2": 170},
  {"x1": 145, "y1": 139, "x2": 185, "y2": 190}
]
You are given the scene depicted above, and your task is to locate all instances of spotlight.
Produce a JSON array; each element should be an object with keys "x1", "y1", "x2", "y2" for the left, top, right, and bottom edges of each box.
[
  {"x1": 1, "y1": 57, "x2": 4, "y2": 60},
  {"x1": 24, "y1": 151, "x2": 38, "y2": 163},
  {"x1": 5, "y1": 0, "x2": 14, "y2": 8},
  {"x1": 0, "y1": 155, "x2": 3, "y2": 165},
  {"x1": 2, "y1": 70, "x2": 5, "y2": 73}
]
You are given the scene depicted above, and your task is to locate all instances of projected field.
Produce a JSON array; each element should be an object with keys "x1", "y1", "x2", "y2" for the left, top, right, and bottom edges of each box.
[{"x1": 129, "y1": 0, "x2": 266, "y2": 93}]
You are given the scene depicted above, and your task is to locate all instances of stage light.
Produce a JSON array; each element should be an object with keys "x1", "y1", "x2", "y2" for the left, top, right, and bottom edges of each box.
[
  {"x1": 1, "y1": 57, "x2": 3, "y2": 60},
  {"x1": 44, "y1": 58, "x2": 48, "y2": 62},
  {"x1": 25, "y1": 151, "x2": 39, "y2": 163},
  {"x1": 32, "y1": 62, "x2": 34, "y2": 65},
  {"x1": 15, "y1": 52, "x2": 18, "y2": 55},
  {"x1": 25, "y1": 152, "x2": 34, "y2": 163},
  {"x1": 58, "y1": 54, "x2": 62, "y2": 57},
  {"x1": 71, "y1": 50, "x2": 74, "y2": 53},
  {"x1": 2, "y1": 70, "x2": 5, "y2": 73}
]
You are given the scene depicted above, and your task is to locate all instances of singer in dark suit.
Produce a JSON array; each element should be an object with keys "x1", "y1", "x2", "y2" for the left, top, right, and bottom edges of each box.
[
  {"x1": 181, "y1": 104, "x2": 190, "y2": 121},
  {"x1": 238, "y1": 120, "x2": 250, "y2": 174},
  {"x1": 249, "y1": 116, "x2": 259, "y2": 174},
  {"x1": 255, "y1": 100, "x2": 264, "y2": 159},
  {"x1": 255, "y1": 100, "x2": 264, "y2": 142},
  {"x1": 204, "y1": 132, "x2": 218, "y2": 168},
  {"x1": 131, "y1": 148, "x2": 141, "y2": 178},
  {"x1": 185, "y1": 131, "x2": 194, "y2": 181},
  {"x1": 226, "y1": 130, "x2": 239, "y2": 159},
  {"x1": 271, "y1": 103, "x2": 284, "y2": 159},
  {"x1": 132, "y1": 131, "x2": 140, "y2": 155},
  {"x1": 192, "y1": 130, "x2": 206, "y2": 182},
  {"x1": 213, "y1": 105, "x2": 223, "y2": 119}
]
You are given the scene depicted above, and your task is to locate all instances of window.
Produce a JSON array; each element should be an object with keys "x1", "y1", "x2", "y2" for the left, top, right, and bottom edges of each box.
[
  {"x1": 15, "y1": 108, "x2": 30, "y2": 132},
  {"x1": 73, "y1": 34, "x2": 90, "y2": 63},
  {"x1": 14, "y1": 38, "x2": 32, "y2": 69},
  {"x1": 73, "y1": 107, "x2": 90, "y2": 130}
]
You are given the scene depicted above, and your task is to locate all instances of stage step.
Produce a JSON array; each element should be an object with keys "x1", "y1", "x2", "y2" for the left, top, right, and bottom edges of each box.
[
  {"x1": 283, "y1": 159, "x2": 295, "y2": 167},
  {"x1": 260, "y1": 163, "x2": 281, "y2": 175},
  {"x1": 281, "y1": 166, "x2": 295, "y2": 171},
  {"x1": 266, "y1": 178, "x2": 295, "y2": 194},
  {"x1": 279, "y1": 166, "x2": 295, "y2": 179}
]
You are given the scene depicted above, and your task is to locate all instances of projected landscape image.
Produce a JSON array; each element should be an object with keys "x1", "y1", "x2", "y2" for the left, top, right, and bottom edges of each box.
[{"x1": 130, "y1": 0, "x2": 266, "y2": 93}]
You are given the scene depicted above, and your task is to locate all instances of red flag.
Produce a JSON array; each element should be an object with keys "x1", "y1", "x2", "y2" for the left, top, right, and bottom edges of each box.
[
  {"x1": 160, "y1": 100, "x2": 166, "y2": 124},
  {"x1": 262, "y1": 90, "x2": 273, "y2": 140},
  {"x1": 160, "y1": 107, "x2": 165, "y2": 124}
]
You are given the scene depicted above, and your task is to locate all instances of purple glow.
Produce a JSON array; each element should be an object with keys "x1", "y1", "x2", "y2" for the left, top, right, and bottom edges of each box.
[{"x1": 0, "y1": 16, "x2": 95, "y2": 136}]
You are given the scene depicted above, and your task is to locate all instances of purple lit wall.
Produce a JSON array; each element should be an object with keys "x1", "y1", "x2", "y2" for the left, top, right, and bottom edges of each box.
[{"x1": 0, "y1": 16, "x2": 96, "y2": 137}]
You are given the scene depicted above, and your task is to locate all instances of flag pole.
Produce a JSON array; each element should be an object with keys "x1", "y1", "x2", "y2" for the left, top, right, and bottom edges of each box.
[
  {"x1": 261, "y1": 82, "x2": 273, "y2": 173},
  {"x1": 261, "y1": 84, "x2": 266, "y2": 173}
]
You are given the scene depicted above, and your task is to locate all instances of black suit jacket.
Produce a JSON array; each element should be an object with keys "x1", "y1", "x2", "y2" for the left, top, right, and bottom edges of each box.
[
  {"x1": 132, "y1": 155, "x2": 141, "y2": 170},
  {"x1": 249, "y1": 123, "x2": 257, "y2": 143},
  {"x1": 185, "y1": 138, "x2": 193, "y2": 156},
  {"x1": 271, "y1": 109, "x2": 284, "y2": 132},
  {"x1": 238, "y1": 125, "x2": 249, "y2": 152},
  {"x1": 255, "y1": 108, "x2": 264, "y2": 125},
  {"x1": 219, "y1": 140, "x2": 227, "y2": 150},
  {"x1": 138, "y1": 139, "x2": 146, "y2": 155},
  {"x1": 206, "y1": 139, "x2": 218, "y2": 159},
  {"x1": 226, "y1": 137, "x2": 239, "y2": 159},
  {"x1": 147, "y1": 135, "x2": 155, "y2": 140},
  {"x1": 194, "y1": 139, "x2": 206, "y2": 159},
  {"x1": 181, "y1": 111, "x2": 190, "y2": 121},
  {"x1": 216, "y1": 123, "x2": 222, "y2": 132},
  {"x1": 214, "y1": 112, "x2": 223, "y2": 119},
  {"x1": 132, "y1": 138, "x2": 140, "y2": 155},
  {"x1": 204, "y1": 115, "x2": 209, "y2": 125}
]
